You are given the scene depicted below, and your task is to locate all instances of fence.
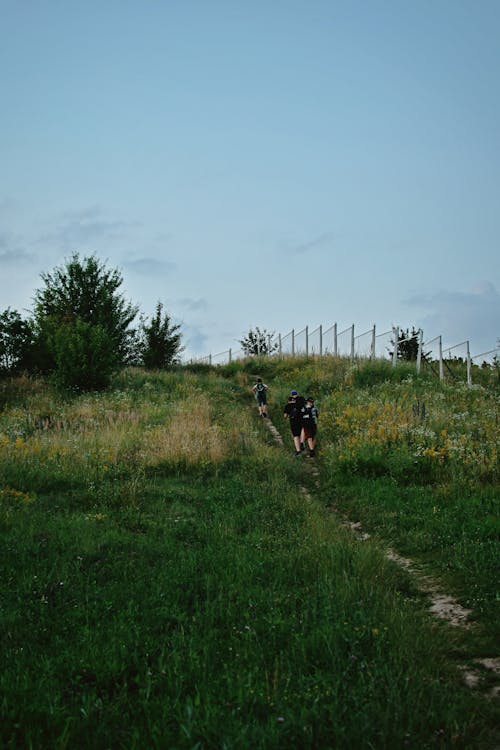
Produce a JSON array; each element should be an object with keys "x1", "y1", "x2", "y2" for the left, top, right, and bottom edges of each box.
[{"x1": 188, "y1": 323, "x2": 499, "y2": 387}]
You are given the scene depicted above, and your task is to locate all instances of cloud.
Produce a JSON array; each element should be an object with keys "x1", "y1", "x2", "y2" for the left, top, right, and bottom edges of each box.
[
  {"x1": 281, "y1": 232, "x2": 334, "y2": 255},
  {"x1": 182, "y1": 324, "x2": 209, "y2": 357},
  {"x1": 124, "y1": 258, "x2": 177, "y2": 276},
  {"x1": 39, "y1": 206, "x2": 138, "y2": 250},
  {"x1": 405, "y1": 281, "x2": 500, "y2": 354},
  {"x1": 177, "y1": 297, "x2": 208, "y2": 312},
  {"x1": 0, "y1": 233, "x2": 36, "y2": 265}
]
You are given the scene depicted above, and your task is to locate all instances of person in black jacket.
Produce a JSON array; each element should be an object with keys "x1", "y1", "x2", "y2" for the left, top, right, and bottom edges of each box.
[
  {"x1": 302, "y1": 397, "x2": 319, "y2": 457},
  {"x1": 252, "y1": 377, "x2": 269, "y2": 417},
  {"x1": 283, "y1": 390, "x2": 305, "y2": 457}
]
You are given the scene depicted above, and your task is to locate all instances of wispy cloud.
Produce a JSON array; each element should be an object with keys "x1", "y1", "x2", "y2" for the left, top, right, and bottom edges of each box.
[
  {"x1": 177, "y1": 297, "x2": 208, "y2": 312},
  {"x1": 124, "y1": 258, "x2": 177, "y2": 276},
  {"x1": 183, "y1": 323, "x2": 209, "y2": 356},
  {"x1": 0, "y1": 233, "x2": 36, "y2": 265},
  {"x1": 405, "y1": 281, "x2": 500, "y2": 353},
  {"x1": 281, "y1": 232, "x2": 334, "y2": 255},
  {"x1": 39, "y1": 206, "x2": 138, "y2": 250}
]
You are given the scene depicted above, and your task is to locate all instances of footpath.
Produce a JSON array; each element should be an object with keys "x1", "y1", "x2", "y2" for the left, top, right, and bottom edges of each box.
[{"x1": 261, "y1": 412, "x2": 500, "y2": 700}]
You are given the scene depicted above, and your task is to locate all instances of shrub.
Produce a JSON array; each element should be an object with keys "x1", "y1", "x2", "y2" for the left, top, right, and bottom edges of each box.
[{"x1": 51, "y1": 320, "x2": 118, "y2": 391}]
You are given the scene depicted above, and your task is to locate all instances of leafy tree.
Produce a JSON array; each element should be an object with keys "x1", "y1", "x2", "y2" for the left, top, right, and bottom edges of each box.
[
  {"x1": 32, "y1": 254, "x2": 139, "y2": 377},
  {"x1": 239, "y1": 327, "x2": 278, "y2": 356},
  {"x1": 0, "y1": 308, "x2": 34, "y2": 375},
  {"x1": 140, "y1": 302, "x2": 184, "y2": 369},
  {"x1": 51, "y1": 320, "x2": 117, "y2": 391}
]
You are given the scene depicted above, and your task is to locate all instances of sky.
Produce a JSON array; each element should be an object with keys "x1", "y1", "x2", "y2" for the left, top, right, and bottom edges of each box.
[{"x1": 1, "y1": 0, "x2": 499, "y2": 361}]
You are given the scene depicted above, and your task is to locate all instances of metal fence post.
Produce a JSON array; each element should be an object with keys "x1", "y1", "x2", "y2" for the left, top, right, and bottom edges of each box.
[
  {"x1": 319, "y1": 324, "x2": 323, "y2": 357},
  {"x1": 466, "y1": 340, "x2": 472, "y2": 387},
  {"x1": 371, "y1": 325, "x2": 376, "y2": 359},
  {"x1": 350, "y1": 324, "x2": 355, "y2": 360},
  {"x1": 278, "y1": 333, "x2": 282, "y2": 356},
  {"x1": 392, "y1": 326, "x2": 399, "y2": 367},
  {"x1": 416, "y1": 329, "x2": 423, "y2": 374},
  {"x1": 305, "y1": 325, "x2": 309, "y2": 357},
  {"x1": 333, "y1": 323, "x2": 337, "y2": 356},
  {"x1": 229, "y1": 348, "x2": 232, "y2": 363},
  {"x1": 439, "y1": 336, "x2": 444, "y2": 381},
  {"x1": 291, "y1": 328, "x2": 295, "y2": 356}
]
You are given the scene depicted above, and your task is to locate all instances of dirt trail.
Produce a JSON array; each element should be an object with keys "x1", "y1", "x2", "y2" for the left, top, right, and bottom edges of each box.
[{"x1": 262, "y1": 414, "x2": 499, "y2": 698}]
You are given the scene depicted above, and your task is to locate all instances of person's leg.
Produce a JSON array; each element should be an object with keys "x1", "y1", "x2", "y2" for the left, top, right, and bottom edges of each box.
[{"x1": 291, "y1": 424, "x2": 302, "y2": 454}]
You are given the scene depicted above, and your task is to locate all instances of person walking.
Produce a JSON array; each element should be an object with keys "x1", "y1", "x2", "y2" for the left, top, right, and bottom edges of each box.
[
  {"x1": 283, "y1": 389, "x2": 305, "y2": 456},
  {"x1": 252, "y1": 377, "x2": 269, "y2": 417},
  {"x1": 302, "y1": 396, "x2": 319, "y2": 457}
]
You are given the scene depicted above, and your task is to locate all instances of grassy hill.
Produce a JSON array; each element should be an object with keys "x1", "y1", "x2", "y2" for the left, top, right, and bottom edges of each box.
[{"x1": 0, "y1": 358, "x2": 498, "y2": 749}]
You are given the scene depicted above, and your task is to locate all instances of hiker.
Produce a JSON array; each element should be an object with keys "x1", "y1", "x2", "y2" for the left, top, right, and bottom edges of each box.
[
  {"x1": 252, "y1": 377, "x2": 269, "y2": 417},
  {"x1": 302, "y1": 396, "x2": 319, "y2": 457},
  {"x1": 283, "y1": 389, "x2": 306, "y2": 456}
]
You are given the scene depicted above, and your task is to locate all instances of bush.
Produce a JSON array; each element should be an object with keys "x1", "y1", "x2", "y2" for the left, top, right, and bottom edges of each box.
[
  {"x1": 351, "y1": 360, "x2": 418, "y2": 388},
  {"x1": 51, "y1": 320, "x2": 118, "y2": 391}
]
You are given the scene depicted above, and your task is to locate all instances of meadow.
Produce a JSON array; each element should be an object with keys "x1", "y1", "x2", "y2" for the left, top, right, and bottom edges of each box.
[{"x1": 0, "y1": 359, "x2": 498, "y2": 748}]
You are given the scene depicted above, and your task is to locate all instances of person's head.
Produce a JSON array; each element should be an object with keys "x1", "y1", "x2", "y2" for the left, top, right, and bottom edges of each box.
[
  {"x1": 257, "y1": 377, "x2": 262, "y2": 383},
  {"x1": 290, "y1": 389, "x2": 298, "y2": 397},
  {"x1": 306, "y1": 396, "x2": 314, "y2": 405}
]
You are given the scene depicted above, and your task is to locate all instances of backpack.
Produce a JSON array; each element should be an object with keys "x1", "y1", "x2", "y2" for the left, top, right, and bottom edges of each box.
[{"x1": 256, "y1": 382, "x2": 265, "y2": 393}]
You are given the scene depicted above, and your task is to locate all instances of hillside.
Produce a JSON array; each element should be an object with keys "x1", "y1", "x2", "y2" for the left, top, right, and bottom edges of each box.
[{"x1": 0, "y1": 359, "x2": 499, "y2": 749}]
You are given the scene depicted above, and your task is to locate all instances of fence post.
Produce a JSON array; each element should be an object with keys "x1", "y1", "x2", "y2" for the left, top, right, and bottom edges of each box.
[
  {"x1": 333, "y1": 323, "x2": 338, "y2": 356},
  {"x1": 229, "y1": 348, "x2": 232, "y2": 363},
  {"x1": 466, "y1": 340, "x2": 472, "y2": 387},
  {"x1": 392, "y1": 326, "x2": 399, "y2": 367},
  {"x1": 350, "y1": 324, "x2": 355, "y2": 361},
  {"x1": 209, "y1": 354, "x2": 212, "y2": 366},
  {"x1": 319, "y1": 324, "x2": 323, "y2": 357},
  {"x1": 305, "y1": 326, "x2": 309, "y2": 357},
  {"x1": 416, "y1": 329, "x2": 423, "y2": 374},
  {"x1": 438, "y1": 336, "x2": 444, "y2": 381},
  {"x1": 267, "y1": 334, "x2": 271, "y2": 354},
  {"x1": 291, "y1": 329, "x2": 295, "y2": 356},
  {"x1": 371, "y1": 324, "x2": 376, "y2": 359},
  {"x1": 278, "y1": 333, "x2": 282, "y2": 356}
]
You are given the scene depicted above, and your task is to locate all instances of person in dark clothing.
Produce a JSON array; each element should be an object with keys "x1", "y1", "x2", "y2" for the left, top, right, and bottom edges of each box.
[
  {"x1": 283, "y1": 389, "x2": 305, "y2": 456},
  {"x1": 252, "y1": 377, "x2": 269, "y2": 417},
  {"x1": 302, "y1": 396, "x2": 319, "y2": 457}
]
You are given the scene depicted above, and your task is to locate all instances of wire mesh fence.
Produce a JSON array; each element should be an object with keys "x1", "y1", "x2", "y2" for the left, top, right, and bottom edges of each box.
[{"x1": 188, "y1": 322, "x2": 499, "y2": 387}]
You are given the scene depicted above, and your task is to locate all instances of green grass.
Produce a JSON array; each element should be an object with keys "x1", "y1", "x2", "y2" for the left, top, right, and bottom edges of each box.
[{"x1": 0, "y1": 363, "x2": 499, "y2": 748}]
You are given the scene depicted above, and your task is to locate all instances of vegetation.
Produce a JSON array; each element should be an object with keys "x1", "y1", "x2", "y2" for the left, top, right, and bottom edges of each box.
[
  {"x1": 0, "y1": 358, "x2": 498, "y2": 748},
  {"x1": 0, "y1": 255, "x2": 184, "y2": 391},
  {"x1": 239, "y1": 326, "x2": 279, "y2": 356},
  {"x1": 139, "y1": 301, "x2": 184, "y2": 369},
  {"x1": 0, "y1": 308, "x2": 34, "y2": 375}
]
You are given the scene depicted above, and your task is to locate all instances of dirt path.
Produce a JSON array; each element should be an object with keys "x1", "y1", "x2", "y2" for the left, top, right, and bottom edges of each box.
[{"x1": 262, "y1": 414, "x2": 499, "y2": 698}]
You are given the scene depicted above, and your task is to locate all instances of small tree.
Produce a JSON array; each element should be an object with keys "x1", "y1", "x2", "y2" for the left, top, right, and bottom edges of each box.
[
  {"x1": 51, "y1": 320, "x2": 117, "y2": 391},
  {"x1": 140, "y1": 302, "x2": 183, "y2": 369},
  {"x1": 239, "y1": 327, "x2": 278, "y2": 356},
  {"x1": 33, "y1": 253, "x2": 139, "y2": 371},
  {"x1": 0, "y1": 308, "x2": 35, "y2": 376},
  {"x1": 388, "y1": 326, "x2": 428, "y2": 362}
]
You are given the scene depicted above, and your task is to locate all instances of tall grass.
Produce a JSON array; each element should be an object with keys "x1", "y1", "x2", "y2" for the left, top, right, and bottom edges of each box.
[{"x1": 0, "y1": 364, "x2": 498, "y2": 748}]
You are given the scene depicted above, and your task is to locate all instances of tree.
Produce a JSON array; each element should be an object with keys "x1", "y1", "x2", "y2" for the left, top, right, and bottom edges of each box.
[
  {"x1": 239, "y1": 327, "x2": 278, "y2": 356},
  {"x1": 51, "y1": 319, "x2": 117, "y2": 391},
  {"x1": 139, "y1": 302, "x2": 184, "y2": 369},
  {"x1": 388, "y1": 326, "x2": 427, "y2": 362},
  {"x1": 32, "y1": 254, "x2": 139, "y2": 379},
  {"x1": 0, "y1": 308, "x2": 35, "y2": 376}
]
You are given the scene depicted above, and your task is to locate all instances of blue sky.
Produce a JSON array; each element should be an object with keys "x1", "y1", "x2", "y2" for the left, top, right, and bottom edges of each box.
[{"x1": 1, "y1": 0, "x2": 499, "y2": 359}]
